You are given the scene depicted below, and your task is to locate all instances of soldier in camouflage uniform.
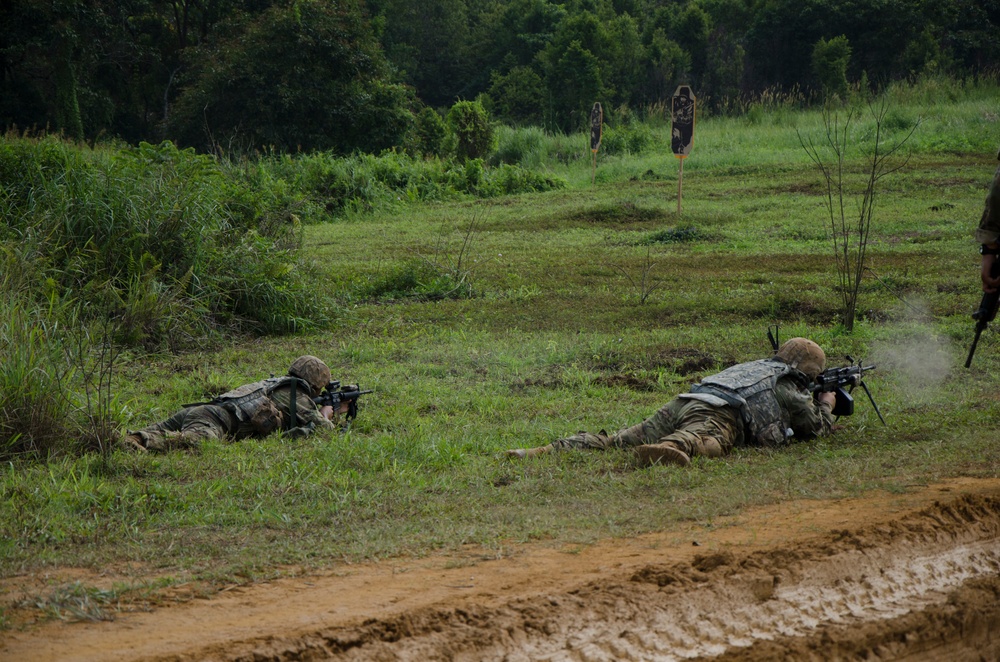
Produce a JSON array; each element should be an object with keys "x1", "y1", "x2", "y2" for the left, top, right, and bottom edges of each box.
[
  {"x1": 123, "y1": 355, "x2": 348, "y2": 452},
  {"x1": 506, "y1": 338, "x2": 837, "y2": 467},
  {"x1": 975, "y1": 148, "x2": 1000, "y2": 293}
]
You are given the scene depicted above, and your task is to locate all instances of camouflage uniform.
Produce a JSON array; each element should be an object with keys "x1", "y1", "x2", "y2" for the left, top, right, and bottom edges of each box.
[
  {"x1": 129, "y1": 377, "x2": 335, "y2": 452},
  {"x1": 551, "y1": 363, "x2": 834, "y2": 460},
  {"x1": 974, "y1": 151, "x2": 1000, "y2": 245}
]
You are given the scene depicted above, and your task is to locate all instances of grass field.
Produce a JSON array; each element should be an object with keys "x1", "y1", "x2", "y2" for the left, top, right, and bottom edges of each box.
[{"x1": 2, "y1": 81, "x2": 999, "y2": 621}]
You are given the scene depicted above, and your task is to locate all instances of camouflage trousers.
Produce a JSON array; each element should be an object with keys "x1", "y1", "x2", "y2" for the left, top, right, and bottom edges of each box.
[
  {"x1": 552, "y1": 397, "x2": 744, "y2": 459},
  {"x1": 131, "y1": 404, "x2": 237, "y2": 451}
]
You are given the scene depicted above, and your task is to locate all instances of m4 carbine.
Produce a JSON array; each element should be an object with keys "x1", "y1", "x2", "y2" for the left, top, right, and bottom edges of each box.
[
  {"x1": 965, "y1": 259, "x2": 1000, "y2": 368},
  {"x1": 314, "y1": 381, "x2": 374, "y2": 421}
]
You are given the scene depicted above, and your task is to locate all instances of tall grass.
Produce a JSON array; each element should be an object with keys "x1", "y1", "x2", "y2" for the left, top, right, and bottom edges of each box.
[{"x1": 0, "y1": 135, "x2": 331, "y2": 345}]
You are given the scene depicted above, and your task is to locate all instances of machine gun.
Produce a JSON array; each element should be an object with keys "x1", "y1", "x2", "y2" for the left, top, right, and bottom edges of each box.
[
  {"x1": 767, "y1": 326, "x2": 885, "y2": 425},
  {"x1": 811, "y1": 358, "x2": 885, "y2": 425},
  {"x1": 314, "y1": 381, "x2": 374, "y2": 421},
  {"x1": 965, "y1": 259, "x2": 1000, "y2": 368}
]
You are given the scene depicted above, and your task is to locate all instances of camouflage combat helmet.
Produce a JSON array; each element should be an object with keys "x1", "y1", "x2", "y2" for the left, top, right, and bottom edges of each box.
[
  {"x1": 775, "y1": 338, "x2": 825, "y2": 380},
  {"x1": 288, "y1": 355, "x2": 331, "y2": 394}
]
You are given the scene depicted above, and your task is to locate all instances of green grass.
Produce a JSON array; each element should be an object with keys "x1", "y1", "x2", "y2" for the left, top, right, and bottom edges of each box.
[{"x1": 2, "y1": 79, "x2": 1000, "y2": 621}]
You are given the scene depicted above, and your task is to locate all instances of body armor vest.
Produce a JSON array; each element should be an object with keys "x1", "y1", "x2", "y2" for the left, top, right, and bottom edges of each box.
[
  {"x1": 212, "y1": 376, "x2": 312, "y2": 423},
  {"x1": 687, "y1": 358, "x2": 804, "y2": 446}
]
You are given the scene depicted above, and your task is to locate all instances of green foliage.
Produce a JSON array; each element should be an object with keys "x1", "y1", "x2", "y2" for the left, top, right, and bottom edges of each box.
[
  {"x1": 639, "y1": 226, "x2": 708, "y2": 245},
  {"x1": 169, "y1": 0, "x2": 413, "y2": 155},
  {"x1": 813, "y1": 35, "x2": 852, "y2": 100},
  {"x1": 447, "y1": 100, "x2": 497, "y2": 162},
  {"x1": 486, "y1": 66, "x2": 547, "y2": 127},
  {"x1": 409, "y1": 107, "x2": 450, "y2": 158},
  {"x1": 0, "y1": 136, "x2": 331, "y2": 347},
  {"x1": 279, "y1": 149, "x2": 562, "y2": 218},
  {"x1": 601, "y1": 121, "x2": 653, "y2": 156},
  {"x1": 491, "y1": 126, "x2": 547, "y2": 168},
  {"x1": 546, "y1": 41, "x2": 605, "y2": 133},
  {"x1": 0, "y1": 291, "x2": 71, "y2": 458},
  {"x1": 355, "y1": 259, "x2": 472, "y2": 301}
]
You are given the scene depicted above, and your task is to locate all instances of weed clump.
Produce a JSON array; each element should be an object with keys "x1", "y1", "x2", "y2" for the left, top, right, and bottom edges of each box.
[
  {"x1": 640, "y1": 226, "x2": 709, "y2": 244},
  {"x1": 355, "y1": 260, "x2": 473, "y2": 302}
]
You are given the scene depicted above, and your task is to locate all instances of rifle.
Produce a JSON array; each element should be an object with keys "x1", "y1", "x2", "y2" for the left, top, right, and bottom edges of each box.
[
  {"x1": 964, "y1": 259, "x2": 1000, "y2": 368},
  {"x1": 313, "y1": 381, "x2": 373, "y2": 421},
  {"x1": 811, "y1": 358, "x2": 886, "y2": 425}
]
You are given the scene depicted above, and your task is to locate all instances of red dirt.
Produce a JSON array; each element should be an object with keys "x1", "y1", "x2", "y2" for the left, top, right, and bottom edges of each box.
[{"x1": 3, "y1": 476, "x2": 1000, "y2": 662}]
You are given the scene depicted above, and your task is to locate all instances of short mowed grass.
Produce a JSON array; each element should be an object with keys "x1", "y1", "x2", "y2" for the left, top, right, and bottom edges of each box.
[{"x1": 3, "y1": 81, "x2": 1000, "y2": 621}]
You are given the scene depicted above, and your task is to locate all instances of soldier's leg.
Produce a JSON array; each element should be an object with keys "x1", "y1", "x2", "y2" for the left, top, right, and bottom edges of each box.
[
  {"x1": 609, "y1": 399, "x2": 685, "y2": 448},
  {"x1": 129, "y1": 406, "x2": 227, "y2": 452},
  {"x1": 506, "y1": 399, "x2": 686, "y2": 459},
  {"x1": 506, "y1": 430, "x2": 610, "y2": 458},
  {"x1": 635, "y1": 402, "x2": 740, "y2": 467}
]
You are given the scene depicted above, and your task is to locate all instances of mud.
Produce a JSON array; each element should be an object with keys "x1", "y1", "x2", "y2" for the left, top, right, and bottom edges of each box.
[{"x1": 3, "y1": 477, "x2": 1000, "y2": 662}]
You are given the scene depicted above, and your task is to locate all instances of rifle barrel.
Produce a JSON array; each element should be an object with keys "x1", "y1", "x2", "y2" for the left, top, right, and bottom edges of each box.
[{"x1": 965, "y1": 326, "x2": 984, "y2": 368}]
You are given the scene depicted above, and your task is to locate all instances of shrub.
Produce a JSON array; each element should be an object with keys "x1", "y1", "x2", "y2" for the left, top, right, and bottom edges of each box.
[
  {"x1": 0, "y1": 136, "x2": 331, "y2": 347},
  {"x1": 491, "y1": 126, "x2": 546, "y2": 168},
  {"x1": 447, "y1": 100, "x2": 496, "y2": 162},
  {"x1": 355, "y1": 260, "x2": 472, "y2": 301}
]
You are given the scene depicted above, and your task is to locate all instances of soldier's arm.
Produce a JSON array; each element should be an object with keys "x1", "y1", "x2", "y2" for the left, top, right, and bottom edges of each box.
[
  {"x1": 271, "y1": 387, "x2": 337, "y2": 435},
  {"x1": 776, "y1": 379, "x2": 835, "y2": 438}
]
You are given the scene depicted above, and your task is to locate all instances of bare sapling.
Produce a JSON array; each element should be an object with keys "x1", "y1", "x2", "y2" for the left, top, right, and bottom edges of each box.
[{"x1": 799, "y1": 97, "x2": 918, "y2": 331}]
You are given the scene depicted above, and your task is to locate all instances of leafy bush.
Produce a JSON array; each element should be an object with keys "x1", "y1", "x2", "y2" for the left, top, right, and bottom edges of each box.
[
  {"x1": 601, "y1": 122, "x2": 654, "y2": 155},
  {"x1": 0, "y1": 136, "x2": 331, "y2": 347},
  {"x1": 409, "y1": 107, "x2": 450, "y2": 158},
  {"x1": 447, "y1": 100, "x2": 496, "y2": 162},
  {"x1": 640, "y1": 226, "x2": 708, "y2": 244},
  {"x1": 0, "y1": 291, "x2": 71, "y2": 458},
  {"x1": 491, "y1": 126, "x2": 546, "y2": 168},
  {"x1": 274, "y1": 149, "x2": 564, "y2": 216}
]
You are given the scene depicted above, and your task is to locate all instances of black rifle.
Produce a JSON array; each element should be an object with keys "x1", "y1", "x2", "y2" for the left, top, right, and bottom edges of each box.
[
  {"x1": 313, "y1": 381, "x2": 373, "y2": 421},
  {"x1": 811, "y1": 358, "x2": 886, "y2": 425},
  {"x1": 965, "y1": 259, "x2": 1000, "y2": 368}
]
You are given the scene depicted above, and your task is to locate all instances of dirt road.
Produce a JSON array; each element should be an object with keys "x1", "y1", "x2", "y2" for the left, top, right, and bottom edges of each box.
[{"x1": 3, "y1": 477, "x2": 1000, "y2": 661}]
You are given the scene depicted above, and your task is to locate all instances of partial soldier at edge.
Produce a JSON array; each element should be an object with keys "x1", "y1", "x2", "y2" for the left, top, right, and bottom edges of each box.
[
  {"x1": 123, "y1": 355, "x2": 349, "y2": 452},
  {"x1": 506, "y1": 338, "x2": 838, "y2": 467},
  {"x1": 975, "y1": 148, "x2": 1000, "y2": 293}
]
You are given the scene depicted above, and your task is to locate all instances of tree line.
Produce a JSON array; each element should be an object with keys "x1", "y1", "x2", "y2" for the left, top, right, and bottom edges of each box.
[{"x1": 2, "y1": 0, "x2": 998, "y2": 155}]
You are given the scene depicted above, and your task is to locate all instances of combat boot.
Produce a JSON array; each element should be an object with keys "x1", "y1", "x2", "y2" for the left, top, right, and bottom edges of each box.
[
  {"x1": 506, "y1": 444, "x2": 553, "y2": 459},
  {"x1": 635, "y1": 441, "x2": 691, "y2": 468}
]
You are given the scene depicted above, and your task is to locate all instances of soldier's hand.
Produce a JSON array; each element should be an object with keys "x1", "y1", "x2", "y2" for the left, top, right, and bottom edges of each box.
[
  {"x1": 319, "y1": 405, "x2": 335, "y2": 420},
  {"x1": 817, "y1": 391, "x2": 837, "y2": 408},
  {"x1": 982, "y1": 251, "x2": 1000, "y2": 292}
]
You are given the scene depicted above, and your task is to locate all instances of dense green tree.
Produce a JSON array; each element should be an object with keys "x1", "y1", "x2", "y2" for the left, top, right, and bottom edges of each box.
[
  {"x1": 812, "y1": 35, "x2": 851, "y2": 100},
  {"x1": 168, "y1": 0, "x2": 413, "y2": 154},
  {"x1": 642, "y1": 28, "x2": 690, "y2": 104},
  {"x1": 371, "y1": 0, "x2": 472, "y2": 107},
  {"x1": 3, "y1": 0, "x2": 1000, "y2": 145},
  {"x1": 546, "y1": 40, "x2": 605, "y2": 132},
  {"x1": 447, "y1": 99, "x2": 495, "y2": 161},
  {"x1": 486, "y1": 66, "x2": 547, "y2": 126}
]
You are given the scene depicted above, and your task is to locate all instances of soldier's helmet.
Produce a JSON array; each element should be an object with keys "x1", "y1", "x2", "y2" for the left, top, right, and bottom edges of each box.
[
  {"x1": 775, "y1": 338, "x2": 826, "y2": 380},
  {"x1": 288, "y1": 355, "x2": 331, "y2": 395}
]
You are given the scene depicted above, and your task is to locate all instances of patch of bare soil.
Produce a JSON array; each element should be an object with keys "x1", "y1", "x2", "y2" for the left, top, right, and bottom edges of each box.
[{"x1": 3, "y1": 477, "x2": 1000, "y2": 662}]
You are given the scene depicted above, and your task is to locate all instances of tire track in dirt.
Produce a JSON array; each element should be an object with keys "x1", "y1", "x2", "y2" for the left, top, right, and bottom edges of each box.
[{"x1": 214, "y1": 494, "x2": 1000, "y2": 662}]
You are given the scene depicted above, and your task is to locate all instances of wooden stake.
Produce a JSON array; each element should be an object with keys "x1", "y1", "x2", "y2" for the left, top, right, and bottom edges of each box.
[{"x1": 677, "y1": 156, "x2": 684, "y2": 215}]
